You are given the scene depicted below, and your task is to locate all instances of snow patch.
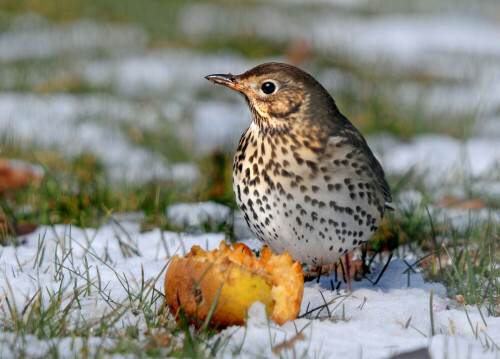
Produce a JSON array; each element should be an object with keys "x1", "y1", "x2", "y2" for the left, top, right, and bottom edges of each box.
[
  {"x1": 166, "y1": 201, "x2": 231, "y2": 227},
  {"x1": 0, "y1": 93, "x2": 199, "y2": 184},
  {"x1": 0, "y1": 18, "x2": 147, "y2": 63}
]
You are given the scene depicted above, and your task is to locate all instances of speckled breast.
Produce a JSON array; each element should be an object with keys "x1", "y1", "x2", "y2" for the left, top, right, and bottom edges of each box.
[{"x1": 233, "y1": 124, "x2": 385, "y2": 266}]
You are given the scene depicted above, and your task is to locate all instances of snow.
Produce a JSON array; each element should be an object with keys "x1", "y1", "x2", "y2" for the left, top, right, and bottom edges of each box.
[
  {"x1": 0, "y1": 215, "x2": 499, "y2": 358},
  {"x1": 1, "y1": 7, "x2": 500, "y2": 357},
  {"x1": 180, "y1": 5, "x2": 500, "y2": 68},
  {"x1": 2, "y1": 14, "x2": 500, "y2": 173},
  {"x1": 180, "y1": 4, "x2": 500, "y2": 118},
  {"x1": 80, "y1": 50, "x2": 262, "y2": 99},
  {"x1": 0, "y1": 16, "x2": 147, "y2": 63},
  {"x1": 0, "y1": 93, "x2": 199, "y2": 184},
  {"x1": 166, "y1": 201, "x2": 256, "y2": 238},
  {"x1": 221, "y1": 258, "x2": 499, "y2": 358},
  {"x1": 377, "y1": 134, "x2": 500, "y2": 186},
  {"x1": 191, "y1": 101, "x2": 250, "y2": 154},
  {"x1": 166, "y1": 201, "x2": 231, "y2": 227}
]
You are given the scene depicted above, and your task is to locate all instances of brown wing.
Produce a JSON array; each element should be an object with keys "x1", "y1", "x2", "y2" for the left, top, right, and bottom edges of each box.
[{"x1": 332, "y1": 113, "x2": 393, "y2": 208}]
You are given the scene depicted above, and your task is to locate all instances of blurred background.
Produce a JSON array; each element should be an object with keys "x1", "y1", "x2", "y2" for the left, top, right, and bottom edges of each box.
[{"x1": 1, "y1": 0, "x2": 500, "y2": 240}]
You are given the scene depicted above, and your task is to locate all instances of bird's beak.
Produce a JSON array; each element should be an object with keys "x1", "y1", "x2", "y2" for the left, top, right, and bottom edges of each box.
[{"x1": 205, "y1": 73, "x2": 246, "y2": 92}]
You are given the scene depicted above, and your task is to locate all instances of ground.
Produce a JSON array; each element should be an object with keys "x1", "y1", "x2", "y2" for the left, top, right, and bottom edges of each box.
[{"x1": 0, "y1": 0, "x2": 500, "y2": 358}]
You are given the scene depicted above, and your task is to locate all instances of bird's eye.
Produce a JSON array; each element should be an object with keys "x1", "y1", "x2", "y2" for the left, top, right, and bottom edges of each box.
[{"x1": 261, "y1": 81, "x2": 276, "y2": 95}]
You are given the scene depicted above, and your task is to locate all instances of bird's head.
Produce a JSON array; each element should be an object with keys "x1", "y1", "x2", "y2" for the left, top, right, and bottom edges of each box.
[{"x1": 205, "y1": 62, "x2": 337, "y2": 134}]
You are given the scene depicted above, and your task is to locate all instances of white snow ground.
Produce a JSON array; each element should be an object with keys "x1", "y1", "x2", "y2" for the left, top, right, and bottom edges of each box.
[{"x1": 0, "y1": 215, "x2": 498, "y2": 358}]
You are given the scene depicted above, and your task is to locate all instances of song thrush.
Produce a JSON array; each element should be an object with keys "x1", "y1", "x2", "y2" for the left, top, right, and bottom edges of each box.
[{"x1": 206, "y1": 63, "x2": 392, "y2": 267}]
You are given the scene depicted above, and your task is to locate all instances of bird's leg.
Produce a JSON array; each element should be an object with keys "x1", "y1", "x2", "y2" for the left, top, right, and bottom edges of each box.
[
  {"x1": 344, "y1": 253, "x2": 352, "y2": 293},
  {"x1": 316, "y1": 266, "x2": 323, "y2": 284}
]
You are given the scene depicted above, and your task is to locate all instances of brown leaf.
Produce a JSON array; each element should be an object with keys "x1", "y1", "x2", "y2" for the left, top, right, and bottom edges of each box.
[
  {"x1": 437, "y1": 195, "x2": 485, "y2": 210},
  {"x1": 273, "y1": 332, "x2": 306, "y2": 354},
  {"x1": 143, "y1": 330, "x2": 171, "y2": 350},
  {"x1": 453, "y1": 199, "x2": 485, "y2": 210},
  {"x1": 286, "y1": 39, "x2": 312, "y2": 67},
  {"x1": 0, "y1": 159, "x2": 44, "y2": 194}
]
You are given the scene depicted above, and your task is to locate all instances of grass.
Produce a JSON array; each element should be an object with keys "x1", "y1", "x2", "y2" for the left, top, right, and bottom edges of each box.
[
  {"x1": 7, "y1": 147, "x2": 499, "y2": 357},
  {"x1": 0, "y1": 137, "x2": 238, "y2": 245},
  {"x1": 2, "y1": 142, "x2": 499, "y2": 356}
]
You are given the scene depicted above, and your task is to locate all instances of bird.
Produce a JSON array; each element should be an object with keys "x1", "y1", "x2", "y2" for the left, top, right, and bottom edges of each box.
[{"x1": 205, "y1": 62, "x2": 392, "y2": 272}]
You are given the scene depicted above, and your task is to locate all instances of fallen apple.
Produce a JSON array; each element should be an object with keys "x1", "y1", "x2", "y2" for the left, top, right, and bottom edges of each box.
[{"x1": 164, "y1": 241, "x2": 303, "y2": 327}]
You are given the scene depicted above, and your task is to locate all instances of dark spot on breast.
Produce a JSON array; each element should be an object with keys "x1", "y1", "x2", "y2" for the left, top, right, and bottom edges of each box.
[
  {"x1": 306, "y1": 161, "x2": 318, "y2": 174},
  {"x1": 293, "y1": 153, "x2": 304, "y2": 165}
]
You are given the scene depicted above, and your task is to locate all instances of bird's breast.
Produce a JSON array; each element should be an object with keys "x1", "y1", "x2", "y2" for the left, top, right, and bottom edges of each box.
[{"x1": 232, "y1": 124, "x2": 384, "y2": 266}]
